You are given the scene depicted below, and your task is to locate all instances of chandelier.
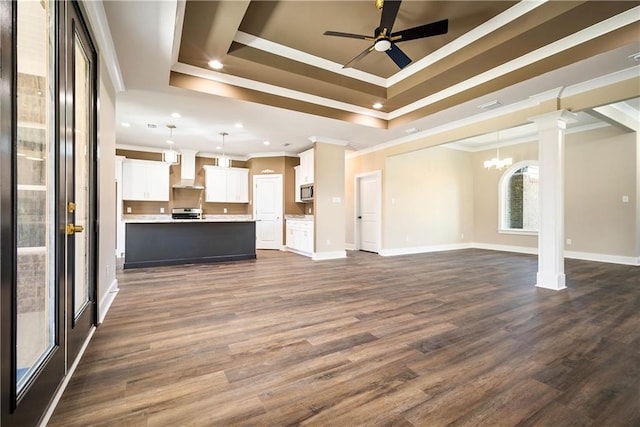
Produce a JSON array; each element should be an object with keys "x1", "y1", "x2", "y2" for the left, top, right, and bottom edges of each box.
[{"x1": 484, "y1": 131, "x2": 512, "y2": 170}]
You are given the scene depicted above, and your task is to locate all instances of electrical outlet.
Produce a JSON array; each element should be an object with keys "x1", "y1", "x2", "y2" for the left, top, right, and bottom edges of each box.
[
  {"x1": 223, "y1": 208, "x2": 227, "y2": 213},
  {"x1": 566, "y1": 238, "x2": 572, "y2": 245},
  {"x1": 326, "y1": 239, "x2": 331, "y2": 245},
  {"x1": 622, "y1": 195, "x2": 629, "y2": 203},
  {"x1": 461, "y1": 233, "x2": 464, "y2": 240},
  {"x1": 126, "y1": 207, "x2": 131, "y2": 213},
  {"x1": 308, "y1": 208, "x2": 311, "y2": 214},
  {"x1": 160, "y1": 207, "x2": 164, "y2": 213}
]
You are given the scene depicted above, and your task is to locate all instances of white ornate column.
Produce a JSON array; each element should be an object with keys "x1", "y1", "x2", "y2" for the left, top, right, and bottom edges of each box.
[{"x1": 529, "y1": 110, "x2": 577, "y2": 290}]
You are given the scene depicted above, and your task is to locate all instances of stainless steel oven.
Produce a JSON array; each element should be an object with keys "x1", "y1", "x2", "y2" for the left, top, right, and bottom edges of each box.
[{"x1": 171, "y1": 207, "x2": 202, "y2": 220}]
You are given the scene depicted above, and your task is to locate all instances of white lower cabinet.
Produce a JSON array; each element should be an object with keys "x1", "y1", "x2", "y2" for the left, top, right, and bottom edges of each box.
[{"x1": 286, "y1": 220, "x2": 314, "y2": 256}]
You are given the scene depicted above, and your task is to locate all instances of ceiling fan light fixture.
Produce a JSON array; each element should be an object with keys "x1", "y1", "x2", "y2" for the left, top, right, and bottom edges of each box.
[{"x1": 374, "y1": 39, "x2": 391, "y2": 52}]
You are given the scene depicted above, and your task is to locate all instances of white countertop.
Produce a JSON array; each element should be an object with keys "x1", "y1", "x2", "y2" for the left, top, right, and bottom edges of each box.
[
  {"x1": 285, "y1": 215, "x2": 314, "y2": 222},
  {"x1": 123, "y1": 214, "x2": 254, "y2": 223}
]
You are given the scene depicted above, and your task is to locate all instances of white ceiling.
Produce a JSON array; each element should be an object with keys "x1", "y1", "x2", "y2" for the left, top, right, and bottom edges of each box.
[{"x1": 101, "y1": 1, "x2": 640, "y2": 158}]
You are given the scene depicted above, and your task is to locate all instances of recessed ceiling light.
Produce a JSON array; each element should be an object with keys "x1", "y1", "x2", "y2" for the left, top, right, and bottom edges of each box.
[
  {"x1": 216, "y1": 146, "x2": 222, "y2": 150},
  {"x1": 629, "y1": 52, "x2": 640, "y2": 62},
  {"x1": 263, "y1": 140, "x2": 270, "y2": 146},
  {"x1": 235, "y1": 122, "x2": 243, "y2": 128},
  {"x1": 208, "y1": 60, "x2": 223, "y2": 70},
  {"x1": 373, "y1": 102, "x2": 383, "y2": 109},
  {"x1": 405, "y1": 127, "x2": 419, "y2": 135},
  {"x1": 282, "y1": 143, "x2": 290, "y2": 147},
  {"x1": 166, "y1": 139, "x2": 174, "y2": 145},
  {"x1": 171, "y1": 112, "x2": 181, "y2": 118},
  {"x1": 147, "y1": 123, "x2": 157, "y2": 129},
  {"x1": 121, "y1": 122, "x2": 131, "y2": 127}
]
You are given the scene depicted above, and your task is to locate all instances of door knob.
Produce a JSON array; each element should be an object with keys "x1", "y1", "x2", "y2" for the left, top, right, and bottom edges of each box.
[{"x1": 66, "y1": 224, "x2": 84, "y2": 235}]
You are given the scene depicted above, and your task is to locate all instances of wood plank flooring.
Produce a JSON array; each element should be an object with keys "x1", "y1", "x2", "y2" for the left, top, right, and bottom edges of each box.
[{"x1": 48, "y1": 249, "x2": 640, "y2": 426}]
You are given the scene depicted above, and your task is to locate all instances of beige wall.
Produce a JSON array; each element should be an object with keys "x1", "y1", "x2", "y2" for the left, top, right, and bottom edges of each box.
[
  {"x1": 385, "y1": 146, "x2": 474, "y2": 249},
  {"x1": 345, "y1": 125, "x2": 638, "y2": 259},
  {"x1": 97, "y1": 59, "x2": 117, "y2": 319},
  {"x1": 315, "y1": 143, "x2": 345, "y2": 254},
  {"x1": 565, "y1": 127, "x2": 636, "y2": 256},
  {"x1": 472, "y1": 126, "x2": 637, "y2": 257}
]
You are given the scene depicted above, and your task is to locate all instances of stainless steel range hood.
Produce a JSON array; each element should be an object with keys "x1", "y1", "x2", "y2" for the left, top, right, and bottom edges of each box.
[{"x1": 172, "y1": 149, "x2": 204, "y2": 190}]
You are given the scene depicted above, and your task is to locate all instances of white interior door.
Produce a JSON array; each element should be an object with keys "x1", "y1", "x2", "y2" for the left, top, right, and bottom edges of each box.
[
  {"x1": 253, "y1": 174, "x2": 283, "y2": 250},
  {"x1": 357, "y1": 172, "x2": 381, "y2": 253}
]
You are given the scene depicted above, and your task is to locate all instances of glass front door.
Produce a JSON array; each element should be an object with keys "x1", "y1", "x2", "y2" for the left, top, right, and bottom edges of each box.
[
  {"x1": 15, "y1": 0, "x2": 58, "y2": 397},
  {"x1": 66, "y1": 4, "x2": 97, "y2": 361},
  {"x1": 1, "y1": 1, "x2": 98, "y2": 425}
]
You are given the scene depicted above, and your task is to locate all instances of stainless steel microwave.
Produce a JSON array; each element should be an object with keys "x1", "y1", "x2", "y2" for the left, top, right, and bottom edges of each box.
[{"x1": 300, "y1": 183, "x2": 314, "y2": 202}]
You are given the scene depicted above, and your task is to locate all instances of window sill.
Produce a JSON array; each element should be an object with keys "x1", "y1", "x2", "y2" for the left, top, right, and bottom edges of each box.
[{"x1": 498, "y1": 229, "x2": 538, "y2": 236}]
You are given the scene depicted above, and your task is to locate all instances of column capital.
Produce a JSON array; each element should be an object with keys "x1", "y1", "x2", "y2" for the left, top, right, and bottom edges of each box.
[{"x1": 529, "y1": 109, "x2": 578, "y2": 130}]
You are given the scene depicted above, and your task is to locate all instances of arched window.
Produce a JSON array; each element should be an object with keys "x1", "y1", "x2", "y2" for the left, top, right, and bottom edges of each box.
[{"x1": 499, "y1": 161, "x2": 539, "y2": 234}]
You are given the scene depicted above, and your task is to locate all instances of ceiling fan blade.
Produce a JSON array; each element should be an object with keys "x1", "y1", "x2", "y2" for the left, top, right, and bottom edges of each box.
[
  {"x1": 343, "y1": 45, "x2": 375, "y2": 69},
  {"x1": 392, "y1": 19, "x2": 448, "y2": 43},
  {"x1": 379, "y1": 0, "x2": 401, "y2": 34},
  {"x1": 386, "y1": 43, "x2": 412, "y2": 69},
  {"x1": 323, "y1": 30, "x2": 371, "y2": 40}
]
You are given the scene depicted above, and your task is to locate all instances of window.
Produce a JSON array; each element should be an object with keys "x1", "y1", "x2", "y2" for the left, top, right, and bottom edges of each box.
[{"x1": 499, "y1": 161, "x2": 539, "y2": 234}]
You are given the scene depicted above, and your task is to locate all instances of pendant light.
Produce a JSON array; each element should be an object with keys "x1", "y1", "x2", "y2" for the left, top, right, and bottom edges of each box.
[
  {"x1": 219, "y1": 132, "x2": 230, "y2": 167},
  {"x1": 163, "y1": 124, "x2": 179, "y2": 164}
]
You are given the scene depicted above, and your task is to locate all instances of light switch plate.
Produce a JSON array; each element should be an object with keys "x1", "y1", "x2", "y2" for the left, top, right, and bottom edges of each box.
[
  {"x1": 126, "y1": 207, "x2": 131, "y2": 213},
  {"x1": 622, "y1": 195, "x2": 629, "y2": 203}
]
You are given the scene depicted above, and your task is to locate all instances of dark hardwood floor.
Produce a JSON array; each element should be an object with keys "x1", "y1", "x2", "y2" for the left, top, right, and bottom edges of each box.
[{"x1": 48, "y1": 249, "x2": 640, "y2": 426}]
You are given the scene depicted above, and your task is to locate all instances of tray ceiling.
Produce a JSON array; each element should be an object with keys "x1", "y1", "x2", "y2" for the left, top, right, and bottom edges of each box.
[{"x1": 172, "y1": 0, "x2": 640, "y2": 128}]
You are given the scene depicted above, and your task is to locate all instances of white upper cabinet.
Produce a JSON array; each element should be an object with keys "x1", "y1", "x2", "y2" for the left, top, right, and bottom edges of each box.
[
  {"x1": 204, "y1": 166, "x2": 249, "y2": 203},
  {"x1": 122, "y1": 159, "x2": 170, "y2": 201},
  {"x1": 298, "y1": 148, "x2": 314, "y2": 185}
]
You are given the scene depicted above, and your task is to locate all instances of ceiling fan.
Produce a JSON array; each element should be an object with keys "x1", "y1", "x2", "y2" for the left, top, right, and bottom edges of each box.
[{"x1": 323, "y1": 0, "x2": 448, "y2": 70}]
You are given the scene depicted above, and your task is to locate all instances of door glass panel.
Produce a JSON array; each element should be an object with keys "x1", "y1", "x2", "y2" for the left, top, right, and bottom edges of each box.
[
  {"x1": 16, "y1": 0, "x2": 55, "y2": 392},
  {"x1": 73, "y1": 34, "x2": 90, "y2": 318}
]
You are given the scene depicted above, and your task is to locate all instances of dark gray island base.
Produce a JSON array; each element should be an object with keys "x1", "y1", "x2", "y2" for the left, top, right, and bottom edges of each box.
[{"x1": 125, "y1": 221, "x2": 256, "y2": 269}]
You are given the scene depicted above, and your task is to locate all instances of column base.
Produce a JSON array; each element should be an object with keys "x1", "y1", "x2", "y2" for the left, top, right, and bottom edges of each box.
[{"x1": 536, "y1": 271, "x2": 567, "y2": 291}]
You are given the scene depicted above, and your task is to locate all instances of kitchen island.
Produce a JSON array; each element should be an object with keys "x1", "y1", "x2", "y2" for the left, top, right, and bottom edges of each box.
[{"x1": 124, "y1": 216, "x2": 256, "y2": 269}]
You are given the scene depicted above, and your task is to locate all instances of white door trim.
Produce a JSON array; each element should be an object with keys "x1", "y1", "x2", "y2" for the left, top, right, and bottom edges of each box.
[{"x1": 354, "y1": 170, "x2": 382, "y2": 253}]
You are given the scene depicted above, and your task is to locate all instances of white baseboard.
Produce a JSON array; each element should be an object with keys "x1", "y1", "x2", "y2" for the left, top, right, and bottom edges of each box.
[
  {"x1": 312, "y1": 250, "x2": 347, "y2": 260},
  {"x1": 378, "y1": 242, "x2": 639, "y2": 266},
  {"x1": 99, "y1": 279, "x2": 119, "y2": 324},
  {"x1": 472, "y1": 242, "x2": 538, "y2": 255},
  {"x1": 285, "y1": 246, "x2": 313, "y2": 258},
  {"x1": 564, "y1": 250, "x2": 640, "y2": 266},
  {"x1": 344, "y1": 243, "x2": 356, "y2": 251},
  {"x1": 380, "y1": 243, "x2": 473, "y2": 257},
  {"x1": 39, "y1": 327, "x2": 96, "y2": 427}
]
